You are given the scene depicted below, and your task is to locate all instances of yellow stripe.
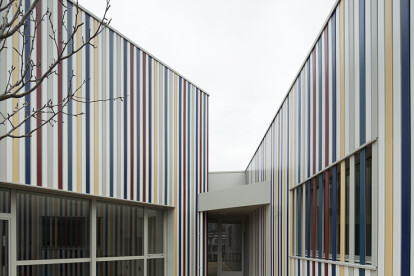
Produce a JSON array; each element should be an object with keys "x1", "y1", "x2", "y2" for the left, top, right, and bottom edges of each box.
[
  {"x1": 12, "y1": 1, "x2": 19, "y2": 182},
  {"x1": 340, "y1": 0, "x2": 345, "y2": 158},
  {"x1": 384, "y1": 0, "x2": 393, "y2": 274},
  {"x1": 174, "y1": 74, "x2": 177, "y2": 276},
  {"x1": 94, "y1": 20, "x2": 99, "y2": 195},
  {"x1": 76, "y1": 10, "x2": 82, "y2": 193},
  {"x1": 154, "y1": 61, "x2": 157, "y2": 203}
]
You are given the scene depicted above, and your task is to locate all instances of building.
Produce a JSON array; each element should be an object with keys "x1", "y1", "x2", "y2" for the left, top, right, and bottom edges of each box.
[{"x1": 0, "y1": 0, "x2": 413, "y2": 276}]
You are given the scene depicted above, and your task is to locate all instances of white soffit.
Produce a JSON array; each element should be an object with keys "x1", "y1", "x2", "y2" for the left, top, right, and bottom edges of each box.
[{"x1": 198, "y1": 182, "x2": 270, "y2": 213}]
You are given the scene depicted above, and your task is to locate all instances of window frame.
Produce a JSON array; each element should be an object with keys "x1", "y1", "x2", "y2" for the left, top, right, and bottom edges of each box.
[{"x1": 0, "y1": 186, "x2": 167, "y2": 276}]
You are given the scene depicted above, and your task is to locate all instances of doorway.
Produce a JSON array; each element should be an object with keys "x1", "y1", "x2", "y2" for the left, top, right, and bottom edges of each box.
[
  {"x1": 0, "y1": 219, "x2": 9, "y2": 276},
  {"x1": 208, "y1": 218, "x2": 244, "y2": 276}
]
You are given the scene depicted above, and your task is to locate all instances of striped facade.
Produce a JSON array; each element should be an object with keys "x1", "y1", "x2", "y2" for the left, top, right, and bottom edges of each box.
[
  {"x1": 246, "y1": 0, "x2": 413, "y2": 275},
  {"x1": 0, "y1": 0, "x2": 208, "y2": 275}
]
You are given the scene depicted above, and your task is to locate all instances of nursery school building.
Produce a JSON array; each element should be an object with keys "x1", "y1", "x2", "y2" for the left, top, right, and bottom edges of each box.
[{"x1": 0, "y1": 0, "x2": 414, "y2": 275}]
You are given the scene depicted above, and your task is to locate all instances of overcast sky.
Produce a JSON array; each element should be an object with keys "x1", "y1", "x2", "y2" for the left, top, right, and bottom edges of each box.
[{"x1": 79, "y1": 0, "x2": 336, "y2": 172}]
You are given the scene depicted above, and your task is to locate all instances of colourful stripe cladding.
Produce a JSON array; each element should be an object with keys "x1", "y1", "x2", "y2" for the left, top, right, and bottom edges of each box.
[
  {"x1": 0, "y1": 2, "x2": 208, "y2": 275},
  {"x1": 244, "y1": 0, "x2": 414, "y2": 274}
]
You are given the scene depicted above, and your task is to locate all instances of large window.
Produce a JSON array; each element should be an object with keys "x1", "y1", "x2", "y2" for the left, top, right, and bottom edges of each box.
[
  {"x1": 17, "y1": 192, "x2": 90, "y2": 260},
  {"x1": 292, "y1": 144, "x2": 373, "y2": 265},
  {"x1": 96, "y1": 202, "x2": 144, "y2": 257},
  {"x1": 9, "y1": 189, "x2": 165, "y2": 275}
]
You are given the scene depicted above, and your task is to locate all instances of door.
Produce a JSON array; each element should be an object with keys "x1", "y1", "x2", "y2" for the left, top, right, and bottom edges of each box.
[
  {"x1": 0, "y1": 219, "x2": 9, "y2": 276},
  {"x1": 208, "y1": 219, "x2": 243, "y2": 276}
]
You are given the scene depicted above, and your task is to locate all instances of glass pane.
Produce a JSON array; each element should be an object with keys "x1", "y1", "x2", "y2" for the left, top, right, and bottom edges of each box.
[
  {"x1": 147, "y1": 259, "x2": 164, "y2": 276},
  {"x1": 17, "y1": 263, "x2": 89, "y2": 275},
  {"x1": 148, "y1": 209, "x2": 163, "y2": 254},
  {"x1": 0, "y1": 220, "x2": 8, "y2": 276},
  {"x1": 222, "y1": 222, "x2": 242, "y2": 272},
  {"x1": 97, "y1": 202, "x2": 143, "y2": 257},
  {"x1": 0, "y1": 188, "x2": 10, "y2": 213},
  {"x1": 97, "y1": 260, "x2": 144, "y2": 276},
  {"x1": 17, "y1": 192, "x2": 90, "y2": 260},
  {"x1": 207, "y1": 222, "x2": 218, "y2": 276}
]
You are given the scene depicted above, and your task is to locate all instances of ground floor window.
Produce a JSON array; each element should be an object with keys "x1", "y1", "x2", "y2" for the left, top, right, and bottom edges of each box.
[{"x1": 0, "y1": 187, "x2": 166, "y2": 276}]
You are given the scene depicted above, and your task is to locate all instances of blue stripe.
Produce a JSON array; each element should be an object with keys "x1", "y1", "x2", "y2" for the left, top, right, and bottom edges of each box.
[
  {"x1": 67, "y1": 3, "x2": 73, "y2": 191},
  {"x1": 24, "y1": 0, "x2": 31, "y2": 184},
  {"x1": 85, "y1": 14, "x2": 90, "y2": 194},
  {"x1": 123, "y1": 39, "x2": 127, "y2": 200},
  {"x1": 148, "y1": 57, "x2": 152, "y2": 203},
  {"x1": 109, "y1": 30, "x2": 114, "y2": 197},
  {"x1": 164, "y1": 67, "x2": 168, "y2": 205},
  {"x1": 401, "y1": 0, "x2": 411, "y2": 274},
  {"x1": 136, "y1": 49, "x2": 141, "y2": 201},
  {"x1": 332, "y1": 12, "x2": 337, "y2": 163}
]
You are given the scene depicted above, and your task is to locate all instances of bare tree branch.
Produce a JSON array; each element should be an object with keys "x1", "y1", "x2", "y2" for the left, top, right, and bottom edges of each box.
[{"x1": 0, "y1": 0, "x2": 118, "y2": 141}]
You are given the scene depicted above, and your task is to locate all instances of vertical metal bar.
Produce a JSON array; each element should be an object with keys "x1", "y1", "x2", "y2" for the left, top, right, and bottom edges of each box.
[
  {"x1": 91, "y1": 199, "x2": 96, "y2": 276},
  {"x1": 10, "y1": 189, "x2": 16, "y2": 276}
]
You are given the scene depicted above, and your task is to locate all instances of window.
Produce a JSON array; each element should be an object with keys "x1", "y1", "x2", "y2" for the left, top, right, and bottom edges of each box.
[
  {"x1": 148, "y1": 209, "x2": 163, "y2": 254},
  {"x1": 96, "y1": 202, "x2": 144, "y2": 257},
  {"x1": 0, "y1": 188, "x2": 10, "y2": 213},
  {"x1": 9, "y1": 188, "x2": 165, "y2": 275},
  {"x1": 292, "y1": 144, "x2": 373, "y2": 266},
  {"x1": 16, "y1": 191, "x2": 90, "y2": 260}
]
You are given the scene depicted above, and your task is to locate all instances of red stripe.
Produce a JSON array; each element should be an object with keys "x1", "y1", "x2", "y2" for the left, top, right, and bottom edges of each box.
[
  {"x1": 312, "y1": 49, "x2": 316, "y2": 175},
  {"x1": 183, "y1": 80, "x2": 186, "y2": 276},
  {"x1": 130, "y1": 44, "x2": 134, "y2": 200},
  {"x1": 57, "y1": 1, "x2": 63, "y2": 189},
  {"x1": 36, "y1": 0, "x2": 42, "y2": 187},
  {"x1": 143, "y1": 53, "x2": 146, "y2": 202},
  {"x1": 312, "y1": 178, "x2": 316, "y2": 275}
]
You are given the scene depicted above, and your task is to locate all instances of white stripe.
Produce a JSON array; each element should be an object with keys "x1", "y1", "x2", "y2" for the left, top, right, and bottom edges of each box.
[
  {"x1": 392, "y1": 0, "x2": 402, "y2": 273},
  {"x1": 354, "y1": 0, "x2": 360, "y2": 148}
]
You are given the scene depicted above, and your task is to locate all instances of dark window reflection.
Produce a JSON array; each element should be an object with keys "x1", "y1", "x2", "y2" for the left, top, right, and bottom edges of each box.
[
  {"x1": 17, "y1": 263, "x2": 89, "y2": 275},
  {"x1": 17, "y1": 192, "x2": 90, "y2": 260},
  {"x1": 0, "y1": 188, "x2": 10, "y2": 213},
  {"x1": 97, "y1": 202, "x2": 143, "y2": 257},
  {"x1": 97, "y1": 260, "x2": 144, "y2": 276},
  {"x1": 148, "y1": 259, "x2": 164, "y2": 276}
]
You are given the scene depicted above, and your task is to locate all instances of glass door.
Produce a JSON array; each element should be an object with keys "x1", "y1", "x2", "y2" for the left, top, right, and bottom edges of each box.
[
  {"x1": 208, "y1": 219, "x2": 243, "y2": 276},
  {"x1": 0, "y1": 219, "x2": 9, "y2": 276}
]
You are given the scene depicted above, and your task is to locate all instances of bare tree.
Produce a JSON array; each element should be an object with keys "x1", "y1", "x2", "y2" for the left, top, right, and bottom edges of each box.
[{"x1": 0, "y1": 0, "x2": 117, "y2": 140}]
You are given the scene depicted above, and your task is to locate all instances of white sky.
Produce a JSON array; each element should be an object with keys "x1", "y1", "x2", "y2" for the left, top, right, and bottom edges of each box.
[{"x1": 79, "y1": 0, "x2": 336, "y2": 172}]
